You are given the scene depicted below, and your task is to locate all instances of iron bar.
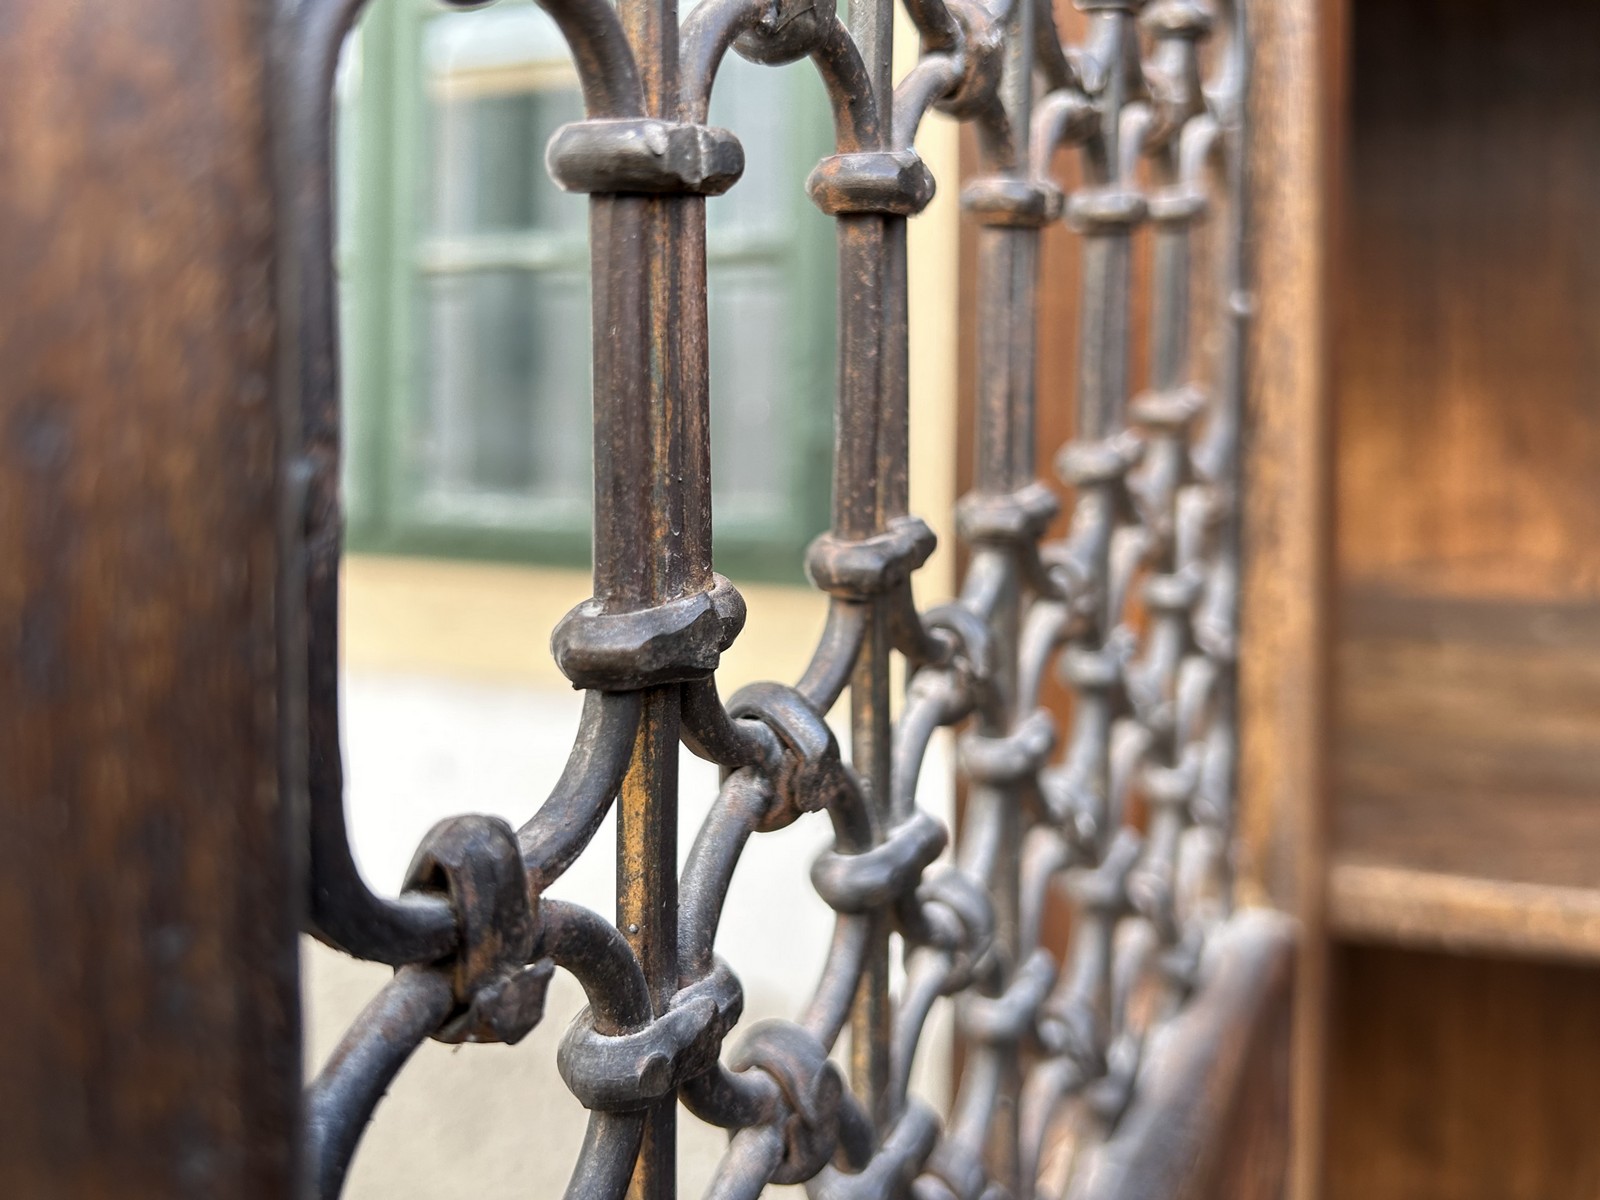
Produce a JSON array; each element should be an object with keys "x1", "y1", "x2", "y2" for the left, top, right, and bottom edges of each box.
[{"x1": 280, "y1": 0, "x2": 1256, "y2": 1195}]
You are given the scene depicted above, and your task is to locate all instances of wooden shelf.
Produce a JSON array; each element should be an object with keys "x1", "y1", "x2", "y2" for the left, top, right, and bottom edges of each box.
[
  {"x1": 1330, "y1": 590, "x2": 1600, "y2": 961},
  {"x1": 1333, "y1": 588, "x2": 1600, "y2": 892},
  {"x1": 1322, "y1": 2, "x2": 1600, "y2": 1195},
  {"x1": 1330, "y1": 861, "x2": 1600, "y2": 961}
]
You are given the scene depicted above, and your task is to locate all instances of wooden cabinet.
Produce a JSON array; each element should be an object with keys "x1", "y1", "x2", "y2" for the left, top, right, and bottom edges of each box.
[
  {"x1": 1322, "y1": 3, "x2": 1600, "y2": 1198},
  {"x1": 1330, "y1": 0, "x2": 1600, "y2": 958}
]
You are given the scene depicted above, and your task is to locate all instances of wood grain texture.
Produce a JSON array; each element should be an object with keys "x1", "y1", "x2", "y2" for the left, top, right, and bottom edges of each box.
[
  {"x1": 1331, "y1": 0, "x2": 1600, "y2": 931},
  {"x1": 1237, "y1": 0, "x2": 1337, "y2": 940},
  {"x1": 0, "y1": 1, "x2": 300, "y2": 1196},
  {"x1": 1335, "y1": 590, "x2": 1600, "y2": 895},
  {"x1": 1322, "y1": 6, "x2": 1600, "y2": 1196},
  {"x1": 1330, "y1": 863, "x2": 1600, "y2": 961},
  {"x1": 1326, "y1": 943, "x2": 1600, "y2": 1200},
  {"x1": 1336, "y1": 0, "x2": 1600, "y2": 604},
  {"x1": 1239, "y1": 3, "x2": 1344, "y2": 1198}
]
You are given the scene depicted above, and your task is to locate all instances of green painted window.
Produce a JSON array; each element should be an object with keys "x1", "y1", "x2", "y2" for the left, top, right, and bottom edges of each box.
[{"x1": 336, "y1": 0, "x2": 836, "y2": 582}]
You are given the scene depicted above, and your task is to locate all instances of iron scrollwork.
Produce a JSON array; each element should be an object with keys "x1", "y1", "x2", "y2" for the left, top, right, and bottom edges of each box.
[{"x1": 274, "y1": 0, "x2": 1252, "y2": 1193}]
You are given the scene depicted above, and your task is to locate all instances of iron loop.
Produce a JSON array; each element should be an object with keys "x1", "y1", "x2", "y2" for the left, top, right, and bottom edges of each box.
[
  {"x1": 730, "y1": 1020, "x2": 847, "y2": 1184},
  {"x1": 732, "y1": 0, "x2": 829, "y2": 65},
  {"x1": 961, "y1": 947, "x2": 1057, "y2": 1045},
  {"x1": 725, "y1": 681, "x2": 858, "y2": 832},
  {"x1": 810, "y1": 810, "x2": 950, "y2": 914},
  {"x1": 958, "y1": 708, "x2": 1058, "y2": 786},
  {"x1": 929, "y1": 0, "x2": 1002, "y2": 119},
  {"x1": 558, "y1": 959, "x2": 744, "y2": 1111},
  {"x1": 811, "y1": 1101, "x2": 942, "y2": 1200},
  {"x1": 552, "y1": 575, "x2": 747, "y2": 691},
  {"x1": 401, "y1": 815, "x2": 552, "y2": 1046},
  {"x1": 921, "y1": 603, "x2": 998, "y2": 699},
  {"x1": 916, "y1": 869, "x2": 997, "y2": 991},
  {"x1": 805, "y1": 516, "x2": 938, "y2": 600}
]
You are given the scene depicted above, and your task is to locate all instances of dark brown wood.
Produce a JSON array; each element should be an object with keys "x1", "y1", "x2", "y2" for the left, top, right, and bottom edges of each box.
[
  {"x1": 1335, "y1": 590, "x2": 1600, "y2": 895},
  {"x1": 1330, "y1": 0, "x2": 1600, "y2": 949},
  {"x1": 1320, "y1": 3, "x2": 1600, "y2": 1197},
  {"x1": 0, "y1": 2, "x2": 300, "y2": 1196},
  {"x1": 1336, "y1": 0, "x2": 1600, "y2": 606},
  {"x1": 1066, "y1": 911, "x2": 1296, "y2": 1200},
  {"x1": 1326, "y1": 944, "x2": 1600, "y2": 1200}
]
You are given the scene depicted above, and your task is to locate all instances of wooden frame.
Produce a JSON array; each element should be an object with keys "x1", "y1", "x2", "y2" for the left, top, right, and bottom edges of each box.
[
  {"x1": 0, "y1": 1, "x2": 302, "y2": 1193},
  {"x1": 1236, "y1": 1, "x2": 1344, "y2": 1197}
]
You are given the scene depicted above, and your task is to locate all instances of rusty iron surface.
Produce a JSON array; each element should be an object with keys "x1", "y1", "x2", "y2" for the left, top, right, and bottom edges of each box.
[{"x1": 276, "y1": 0, "x2": 1256, "y2": 1195}]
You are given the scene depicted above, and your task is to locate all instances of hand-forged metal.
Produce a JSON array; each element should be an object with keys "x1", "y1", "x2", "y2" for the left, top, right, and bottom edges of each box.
[{"x1": 274, "y1": 0, "x2": 1252, "y2": 1194}]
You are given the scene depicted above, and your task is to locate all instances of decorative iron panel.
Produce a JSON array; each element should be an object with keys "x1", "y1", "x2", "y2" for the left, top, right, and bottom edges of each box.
[{"x1": 277, "y1": 0, "x2": 1251, "y2": 1194}]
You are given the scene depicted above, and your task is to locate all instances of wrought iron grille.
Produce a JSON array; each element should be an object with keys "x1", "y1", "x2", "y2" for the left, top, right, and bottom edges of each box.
[{"x1": 279, "y1": 0, "x2": 1250, "y2": 1194}]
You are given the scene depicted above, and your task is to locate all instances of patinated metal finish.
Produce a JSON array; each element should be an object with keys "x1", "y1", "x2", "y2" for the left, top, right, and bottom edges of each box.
[{"x1": 277, "y1": 0, "x2": 1252, "y2": 1194}]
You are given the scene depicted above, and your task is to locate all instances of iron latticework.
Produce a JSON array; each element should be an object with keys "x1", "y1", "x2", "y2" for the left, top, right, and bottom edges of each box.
[{"x1": 279, "y1": 0, "x2": 1251, "y2": 1194}]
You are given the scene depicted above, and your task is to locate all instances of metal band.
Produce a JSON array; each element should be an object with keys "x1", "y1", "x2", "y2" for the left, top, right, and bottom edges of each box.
[{"x1": 547, "y1": 118, "x2": 745, "y2": 195}]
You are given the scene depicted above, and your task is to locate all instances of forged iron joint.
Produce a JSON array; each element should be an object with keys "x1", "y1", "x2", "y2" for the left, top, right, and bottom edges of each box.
[
  {"x1": 808, "y1": 150, "x2": 937, "y2": 216},
  {"x1": 733, "y1": 0, "x2": 829, "y2": 66},
  {"x1": 1066, "y1": 185, "x2": 1149, "y2": 233},
  {"x1": 921, "y1": 603, "x2": 997, "y2": 702},
  {"x1": 402, "y1": 815, "x2": 553, "y2": 1046},
  {"x1": 812, "y1": 1102, "x2": 941, "y2": 1200},
  {"x1": 552, "y1": 575, "x2": 746, "y2": 690},
  {"x1": 811, "y1": 810, "x2": 949, "y2": 914},
  {"x1": 958, "y1": 708, "x2": 1058, "y2": 786},
  {"x1": 915, "y1": 869, "x2": 997, "y2": 992},
  {"x1": 1130, "y1": 382, "x2": 1208, "y2": 431},
  {"x1": 930, "y1": 0, "x2": 1001, "y2": 119},
  {"x1": 558, "y1": 959, "x2": 744, "y2": 1111},
  {"x1": 806, "y1": 516, "x2": 938, "y2": 600},
  {"x1": 547, "y1": 118, "x2": 745, "y2": 195},
  {"x1": 961, "y1": 947, "x2": 1057, "y2": 1045},
  {"x1": 1060, "y1": 644, "x2": 1121, "y2": 693},
  {"x1": 1056, "y1": 430, "x2": 1144, "y2": 489},
  {"x1": 726, "y1": 682, "x2": 855, "y2": 832},
  {"x1": 1146, "y1": 182, "x2": 1209, "y2": 225},
  {"x1": 1142, "y1": 565, "x2": 1206, "y2": 616},
  {"x1": 731, "y1": 1021, "x2": 846, "y2": 1184},
  {"x1": 960, "y1": 176, "x2": 1063, "y2": 227},
  {"x1": 955, "y1": 481, "x2": 1061, "y2": 546}
]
